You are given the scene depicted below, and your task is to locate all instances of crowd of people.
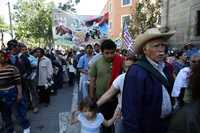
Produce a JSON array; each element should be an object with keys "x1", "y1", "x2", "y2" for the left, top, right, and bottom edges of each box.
[
  {"x1": 69, "y1": 28, "x2": 200, "y2": 133},
  {"x1": 0, "y1": 27, "x2": 200, "y2": 133},
  {"x1": 0, "y1": 39, "x2": 88, "y2": 133}
]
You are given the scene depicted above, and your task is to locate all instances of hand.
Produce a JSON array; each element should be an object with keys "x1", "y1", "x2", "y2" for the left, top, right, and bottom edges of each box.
[
  {"x1": 67, "y1": 112, "x2": 76, "y2": 125},
  {"x1": 67, "y1": 115, "x2": 73, "y2": 125},
  {"x1": 113, "y1": 108, "x2": 122, "y2": 120},
  {"x1": 16, "y1": 93, "x2": 23, "y2": 103}
]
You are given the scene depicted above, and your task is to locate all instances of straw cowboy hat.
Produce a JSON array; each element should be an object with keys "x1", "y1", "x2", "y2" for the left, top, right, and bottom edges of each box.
[{"x1": 135, "y1": 28, "x2": 175, "y2": 54}]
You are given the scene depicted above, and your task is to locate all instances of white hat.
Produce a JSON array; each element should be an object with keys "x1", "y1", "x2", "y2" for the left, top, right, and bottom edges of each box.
[
  {"x1": 79, "y1": 47, "x2": 85, "y2": 51},
  {"x1": 135, "y1": 28, "x2": 175, "y2": 54}
]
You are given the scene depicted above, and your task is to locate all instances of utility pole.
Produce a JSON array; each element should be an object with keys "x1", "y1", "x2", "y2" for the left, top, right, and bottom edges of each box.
[{"x1": 8, "y1": 1, "x2": 13, "y2": 39}]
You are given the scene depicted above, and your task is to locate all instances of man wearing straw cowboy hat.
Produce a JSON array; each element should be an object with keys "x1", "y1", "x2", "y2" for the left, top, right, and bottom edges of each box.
[{"x1": 122, "y1": 28, "x2": 175, "y2": 133}]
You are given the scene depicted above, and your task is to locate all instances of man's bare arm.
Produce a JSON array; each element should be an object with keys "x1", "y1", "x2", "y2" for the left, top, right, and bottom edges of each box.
[{"x1": 89, "y1": 77, "x2": 96, "y2": 98}]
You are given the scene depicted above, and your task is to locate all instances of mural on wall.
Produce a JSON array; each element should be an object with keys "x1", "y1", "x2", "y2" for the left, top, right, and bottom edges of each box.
[{"x1": 52, "y1": 9, "x2": 109, "y2": 47}]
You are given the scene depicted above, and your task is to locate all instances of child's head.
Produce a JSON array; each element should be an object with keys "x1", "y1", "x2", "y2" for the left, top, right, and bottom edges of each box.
[
  {"x1": 78, "y1": 97, "x2": 98, "y2": 119},
  {"x1": 123, "y1": 55, "x2": 137, "y2": 72}
]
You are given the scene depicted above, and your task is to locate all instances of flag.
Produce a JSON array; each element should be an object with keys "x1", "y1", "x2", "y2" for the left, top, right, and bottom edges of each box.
[{"x1": 122, "y1": 22, "x2": 135, "y2": 54}]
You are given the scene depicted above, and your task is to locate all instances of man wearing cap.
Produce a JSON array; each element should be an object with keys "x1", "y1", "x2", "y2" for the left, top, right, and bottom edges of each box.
[{"x1": 122, "y1": 28, "x2": 175, "y2": 133}]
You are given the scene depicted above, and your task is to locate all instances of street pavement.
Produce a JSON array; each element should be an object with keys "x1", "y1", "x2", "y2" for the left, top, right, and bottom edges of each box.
[{"x1": 29, "y1": 83, "x2": 80, "y2": 133}]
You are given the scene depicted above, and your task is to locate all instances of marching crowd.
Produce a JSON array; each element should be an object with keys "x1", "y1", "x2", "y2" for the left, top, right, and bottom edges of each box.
[{"x1": 0, "y1": 27, "x2": 200, "y2": 133}]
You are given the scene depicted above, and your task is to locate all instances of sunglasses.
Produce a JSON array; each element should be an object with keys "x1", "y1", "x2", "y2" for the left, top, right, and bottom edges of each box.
[{"x1": 191, "y1": 60, "x2": 200, "y2": 64}]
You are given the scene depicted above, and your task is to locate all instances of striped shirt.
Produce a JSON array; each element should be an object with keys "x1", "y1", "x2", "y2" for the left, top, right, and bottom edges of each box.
[{"x1": 0, "y1": 65, "x2": 21, "y2": 90}]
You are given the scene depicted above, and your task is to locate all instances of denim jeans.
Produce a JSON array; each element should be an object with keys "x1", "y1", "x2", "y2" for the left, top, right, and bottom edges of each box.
[
  {"x1": 79, "y1": 74, "x2": 89, "y2": 100},
  {"x1": 0, "y1": 87, "x2": 30, "y2": 133},
  {"x1": 23, "y1": 79, "x2": 38, "y2": 108},
  {"x1": 115, "y1": 119, "x2": 124, "y2": 133}
]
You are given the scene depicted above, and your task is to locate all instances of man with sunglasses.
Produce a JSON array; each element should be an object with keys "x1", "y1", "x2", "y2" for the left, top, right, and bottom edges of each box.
[{"x1": 172, "y1": 51, "x2": 200, "y2": 108}]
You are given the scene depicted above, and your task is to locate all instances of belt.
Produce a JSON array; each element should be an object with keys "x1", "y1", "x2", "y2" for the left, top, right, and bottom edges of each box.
[{"x1": 0, "y1": 85, "x2": 15, "y2": 91}]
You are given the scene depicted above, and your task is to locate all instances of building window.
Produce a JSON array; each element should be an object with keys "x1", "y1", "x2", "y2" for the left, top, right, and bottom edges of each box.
[
  {"x1": 121, "y1": 15, "x2": 131, "y2": 28},
  {"x1": 196, "y1": 11, "x2": 200, "y2": 36},
  {"x1": 121, "y1": 0, "x2": 132, "y2": 6}
]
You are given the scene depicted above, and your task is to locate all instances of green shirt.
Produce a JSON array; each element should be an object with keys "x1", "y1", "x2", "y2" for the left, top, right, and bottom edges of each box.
[{"x1": 89, "y1": 57, "x2": 112, "y2": 98}]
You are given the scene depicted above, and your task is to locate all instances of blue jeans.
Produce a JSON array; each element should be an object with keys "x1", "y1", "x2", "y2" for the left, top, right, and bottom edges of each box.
[
  {"x1": 0, "y1": 87, "x2": 30, "y2": 133},
  {"x1": 115, "y1": 119, "x2": 124, "y2": 133},
  {"x1": 79, "y1": 74, "x2": 88, "y2": 100}
]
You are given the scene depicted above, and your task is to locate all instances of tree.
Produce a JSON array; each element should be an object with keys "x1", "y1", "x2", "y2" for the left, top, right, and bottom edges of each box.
[
  {"x1": 58, "y1": 1, "x2": 76, "y2": 12},
  {"x1": 129, "y1": 0, "x2": 161, "y2": 37},
  {"x1": 75, "y1": 0, "x2": 80, "y2": 4},
  {"x1": 13, "y1": 0, "x2": 54, "y2": 47},
  {"x1": 0, "y1": 16, "x2": 9, "y2": 47}
]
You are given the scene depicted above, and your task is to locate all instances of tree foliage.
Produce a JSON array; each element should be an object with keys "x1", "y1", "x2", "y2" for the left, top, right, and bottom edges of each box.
[
  {"x1": 0, "y1": 16, "x2": 8, "y2": 30},
  {"x1": 13, "y1": 0, "x2": 54, "y2": 47},
  {"x1": 130, "y1": 0, "x2": 161, "y2": 37},
  {"x1": 0, "y1": 16, "x2": 9, "y2": 47},
  {"x1": 58, "y1": 1, "x2": 76, "y2": 12}
]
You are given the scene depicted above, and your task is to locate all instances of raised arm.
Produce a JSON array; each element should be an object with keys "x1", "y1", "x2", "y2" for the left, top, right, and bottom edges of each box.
[{"x1": 97, "y1": 85, "x2": 118, "y2": 106}]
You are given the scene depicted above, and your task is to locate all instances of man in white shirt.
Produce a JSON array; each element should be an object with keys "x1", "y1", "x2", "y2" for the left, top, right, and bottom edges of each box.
[
  {"x1": 172, "y1": 51, "x2": 200, "y2": 107},
  {"x1": 35, "y1": 48, "x2": 53, "y2": 105}
]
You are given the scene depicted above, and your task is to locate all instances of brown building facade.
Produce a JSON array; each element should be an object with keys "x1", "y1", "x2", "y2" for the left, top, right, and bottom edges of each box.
[
  {"x1": 161, "y1": 0, "x2": 200, "y2": 48},
  {"x1": 101, "y1": 0, "x2": 137, "y2": 39}
]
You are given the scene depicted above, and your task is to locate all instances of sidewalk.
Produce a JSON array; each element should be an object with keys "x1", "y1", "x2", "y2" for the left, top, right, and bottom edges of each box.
[
  {"x1": 29, "y1": 84, "x2": 74, "y2": 133},
  {"x1": 59, "y1": 84, "x2": 80, "y2": 133}
]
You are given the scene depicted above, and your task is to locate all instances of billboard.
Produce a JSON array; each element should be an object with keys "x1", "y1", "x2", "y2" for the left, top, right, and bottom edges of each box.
[{"x1": 52, "y1": 9, "x2": 109, "y2": 47}]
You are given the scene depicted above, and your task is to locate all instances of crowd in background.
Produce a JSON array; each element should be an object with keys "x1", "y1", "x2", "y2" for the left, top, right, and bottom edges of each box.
[{"x1": 0, "y1": 28, "x2": 200, "y2": 133}]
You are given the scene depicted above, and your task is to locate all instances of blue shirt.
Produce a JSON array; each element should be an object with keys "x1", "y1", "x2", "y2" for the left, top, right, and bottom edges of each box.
[
  {"x1": 185, "y1": 48, "x2": 199, "y2": 58},
  {"x1": 10, "y1": 54, "x2": 18, "y2": 65},
  {"x1": 173, "y1": 60, "x2": 186, "y2": 75},
  {"x1": 77, "y1": 54, "x2": 91, "y2": 72},
  {"x1": 28, "y1": 54, "x2": 38, "y2": 67}
]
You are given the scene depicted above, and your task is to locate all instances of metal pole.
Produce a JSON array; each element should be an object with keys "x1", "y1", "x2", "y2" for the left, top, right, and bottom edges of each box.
[
  {"x1": 8, "y1": 1, "x2": 13, "y2": 39},
  {"x1": 165, "y1": 0, "x2": 169, "y2": 28}
]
